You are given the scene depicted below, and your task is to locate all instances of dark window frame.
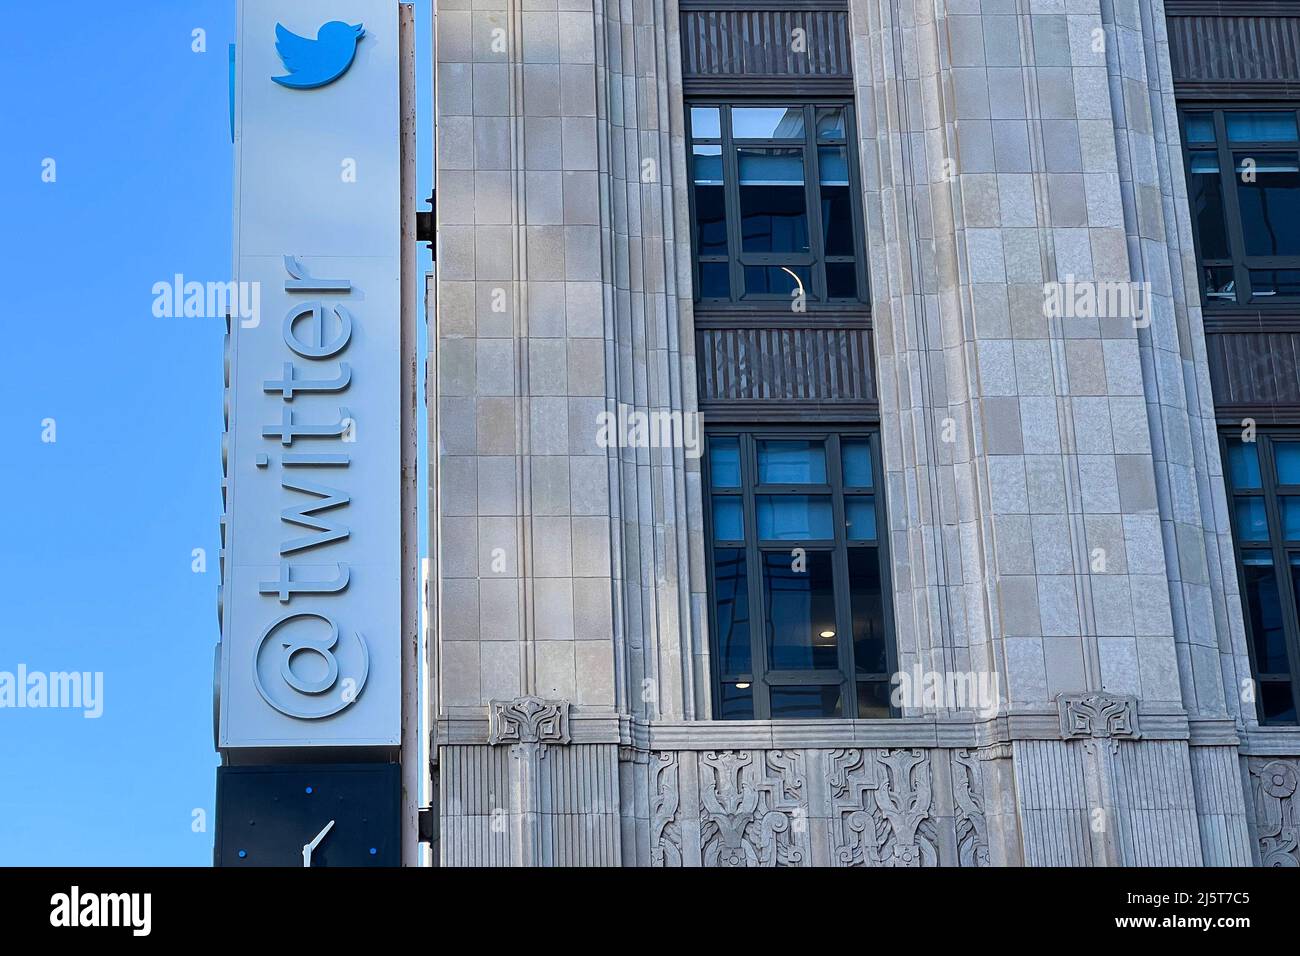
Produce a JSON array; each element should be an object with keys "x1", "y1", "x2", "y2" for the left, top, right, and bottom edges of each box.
[
  {"x1": 1181, "y1": 104, "x2": 1300, "y2": 312},
  {"x1": 686, "y1": 99, "x2": 870, "y2": 311},
  {"x1": 1222, "y1": 428, "x2": 1300, "y2": 725},
  {"x1": 703, "y1": 426, "x2": 897, "y2": 720}
]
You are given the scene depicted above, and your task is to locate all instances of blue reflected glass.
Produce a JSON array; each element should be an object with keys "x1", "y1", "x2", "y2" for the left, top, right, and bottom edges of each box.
[
  {"x1": 1226, "y1": 439, "x2": 1262, "y2": 490},
  {"x1": 841, "y1": 439, "x2": 873, "y2": 487},
  {"x1": 762, "y1": 551, "x2": 837, "y2": 670},
  {"x1": 1284, "y1": 498, "x2": 1300, "y2": 540},
  {"x1": 1275, "y1": 440, "x2": 1300, "y2": 485},
  {"x1": 816, "y1": 107, "x2": 846, "y2": 141},
  {"x1": 691, "y1": 145, "x2": 722, "y2": 184},
  {"x1": 732, "y1": 106, "x2": 805, "y2": 139},
  {"x1": 1245, "y1": 552, "x2": 1288, "y2": 673},
  {"x1": 756, "y1": 495, "x2": 833, "y2": 540},
  {"x1": 690, "y1": 106, "x2": 720, "y2": 139},
  {"x1": 712, "y1": 495, "x2": 744, "y2": 541},
  {"x1": 712, "y1": 547, "x2": 750, "y2": 676},
  {"x1": 758, "y1": 440, "x2": 826, "y2": 484},
  {"x1": 709, "y1": 437, "x2": 741, "y2": 488},
  {"x1": 1183, "y1": 113, "x2": 1216, "y2": 144},
  {"x1": 770, "y1": 685, "x2": 842, "y2": 718},
  {"x1": 845, "y1": 496, "x2": 876, "y2": 540},
  {"x1": 1226, "y1": 111, "x2": 1298, "y2": 143},
  {"x1": 1235, "y1": 497, "x2": 1269, "y2": 542}
]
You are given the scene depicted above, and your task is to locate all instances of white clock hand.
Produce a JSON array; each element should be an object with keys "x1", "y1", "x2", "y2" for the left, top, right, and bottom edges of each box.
[{"x1": 302, "y1": 819, "x2": 336, "y2": 867}]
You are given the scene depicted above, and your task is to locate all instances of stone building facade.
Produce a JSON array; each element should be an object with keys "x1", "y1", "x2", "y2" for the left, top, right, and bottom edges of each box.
[{"x1": 427, "y1": 0, "x2": 1300, "y2": 865}]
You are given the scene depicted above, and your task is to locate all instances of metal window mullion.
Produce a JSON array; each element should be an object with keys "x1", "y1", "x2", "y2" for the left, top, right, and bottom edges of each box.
[
  {"x1": 825, "y1": 433, "x2": 855, "y2": 717},
  {"x1": 721, "y1": 106, "x2": 746, "y2": 304},
  {"x1": 804, "y1": 104, "x2": 827, "y2": 304},
  {"x1": 1216, "y1": 109, "x2": 1255, "y2": 304},
  {"x1": 740, "y1": 433, "x2": 770, "y2": 718}
]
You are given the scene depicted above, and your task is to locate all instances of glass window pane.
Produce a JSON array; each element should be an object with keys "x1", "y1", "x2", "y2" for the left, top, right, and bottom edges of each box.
[
  {"x1": 1244, "y1": 552, "x2": 1290, "y2": 674},
  {"x1": 841, "y1": 439, "x2": 874, "y2": 487},
  {"x1": 1235, "y1": 497, "x2": 1269, "y2": 542},
  {"x1": 1250, "y1": 269, "x2": 1300, "y2": 300},
  {"x1": 1226, "y1": 111, "x2": 1298, "y2": 143},
  {"x1": 762, "y1": 550, "x2": 838, "y2": 669},
  {"x1": 711, "y1": 495, "x2": 744, "y2": 541},
  {"x1": 690, "y1": 106, "x2": 720, "y2": 139},
  {"x1": 1261, "y1": 682, "x2": 1297, "y2": 724},
  {"x1": 712, "y1": 548, "x2": 751, "y2": 676},
  {"x1": 757, "y1": 439, "x2": 826, "y2": 484},
  {"x1": 691, "y1": 144, "x2": 722, "y2": 183},
  {"x1": 1183, "y1": 112, "x2": 1216, "y2": 144},
  {"x1": 770, "y1": 684, "x2": 842, "y2": 718},
  {"x1": 732, "y1": 106, "x2": 805, "y2": 139},
  {"x1": 1275, "y1": 441, "x2": 1300, "y2": 485},
  {"x1": 819, "y1": 146, "x2": 855, "y2": 257},
  {"x1": 738, "y1": 148, "x2": 809, "y2": 253},
  {"x1": 1202, "y1": 265, "x2": 1237, "y2": 302},
  {"x1": 825, "y1": 261, "x2": 857, "y2": 299},
  {"x1": 1226, "y1": 438, "x2": 1262, "y2": 490},
  {"x1": 709, "y1": 436, "x2": 741, "y2": 488},
  {"x1": 1188, "y1": 151, "x2": 1230, "y2": 261},
  {"x1": 816, "y1": 107, "x2": 846, "y2": 141},
  {"x1": 857, "y1": 681, "x2": 891, "y2": 718},
  {"x1": 698, "y1": 262, "x2": 730, "y2": 299},
  {"x1": 718, "y1": 681, "x2": 754, "y2": 719},
  {"x1": 743, "y1": 264, "x2": 810, "y2": 297},
  {"x1": 849, "y1": 547, "x2": 886, "y2": 674},
  {"x1": 756, "y1": 495, "x2": 833, "y2": 540},
  {"x1": 1283, "y1": 498, "x2": 1300, "y2": 539},
  {"x1": 845, "y1": 496, "x2": 877, "y2": 541},
  {"x1": 1234, "y1": 152, "x2": 1300, "y2": 257}
]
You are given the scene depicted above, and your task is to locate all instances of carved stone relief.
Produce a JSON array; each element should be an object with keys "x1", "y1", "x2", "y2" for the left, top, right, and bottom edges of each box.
[
  {"x1": 699, "y1": 750, "x2": 808, "y2": 867},
  {"x1": 487, "y1": 696, "x2": 570, "y2": 746},
  {"x1": 650, "y1": 751, "x2": 682, "y2": 868},
  {"x1": 830, "y1": 748, "x2": 939, "y2": 867},
  {"x1": 1249, "y1": 757, "x2": 1299, "y2": 867}
]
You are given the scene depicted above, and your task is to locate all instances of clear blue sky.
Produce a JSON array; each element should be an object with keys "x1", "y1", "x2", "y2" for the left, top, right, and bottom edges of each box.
[{"x1": 0, "y1": 0, "x2": 432, "y2": 865}]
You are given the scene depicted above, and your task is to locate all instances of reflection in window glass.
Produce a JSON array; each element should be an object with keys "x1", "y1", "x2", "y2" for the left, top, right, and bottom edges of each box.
[
  {"x1": 738, "y1": 148, "x2": 809, "y2": 253},
  {"x1": 849, "y1": 548, "x2": 886, "y2": 674},
  {"x1": 757, "y1": 440, "x2": 826, "y2": 484},
  {"x1": 819, "y1": 146, "x2": 855, "y2": 257},
  {"x1": 692, "y1": 146, "x2": 727, "y2": 256},
  {"x1": 770, "y1": 684, "x2": 842, "y2": 719},
  {"x1": 845, "y1": 496, "x2": 876, "y2": 541},
  {"x1": 1234, "y1": 152, "x2": 1300, "y2": 258},
  {"x1": 732, "y1": 106, "x2": 804, "y2": 139},
  {"x1": 709, "y1": 436, "x2": 741, "y2": 488},
  {"x1": 762, "y1": 550, "x2": 837, "y2": 670},
  {"x1": 1262, "y1": 682, "x2": 1298, "y2": 723},
  {"x1": 1276, "y1": 441, "x2": 1300, "y2": 485},
  {"x1": 1250, "y1": 270, "x2": 1300, "y2": 299},
  {"x1": 857, "y1": 681, "x2": 891, "y2": 718},
  {"x1": 1226, "y1": 111, "x2": 1299, "y2": 143},
  {"x1": 712, "y1": 548, "x2": 751, "y2": 676},
  {"x1": 1188, "y1": 152, "x2": 1230, "y2": 261},
  {"x1": 742, "y1": 265, "x2": 810, "y2": 297},
  {"x1": 1235, "y1": 497, "x2": 1269, "y2": 542},
  {"x1": 690, "y1": 106, "x2": 721, "y2": 138},
  {"x1": 712, "y1": 495, "x2": 744, "y2": 541},
  {"x1": 1183, "y1": 112, "x2": 1216, "y2": 144},
  {"x1": 841, "y1": 439, "x2": 873, "y2": 487},
  {"x1": 1245, "y1": 553, "x2": 1289, "y2": 673},
  {"x1": 1283, "y1": 498, "x2": 1300, "y2": 540},
  {"x1": 718, "y1": 681, "x2": 754, "y2": 719},
  {"x1": 816, "y1": 107, "x2": 846, "y2": 141},
  {"x1": 1226, "y1": 438, "x2": 1262, "y2": 489},
  {"x1": 757, "y1": 495, "x2": 834, "y2": 540}
]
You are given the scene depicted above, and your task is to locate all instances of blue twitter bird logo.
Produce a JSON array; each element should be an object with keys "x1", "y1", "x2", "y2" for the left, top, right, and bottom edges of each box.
[{"x1": 272, "y1": 21, "x2": 365, "y2": 90}]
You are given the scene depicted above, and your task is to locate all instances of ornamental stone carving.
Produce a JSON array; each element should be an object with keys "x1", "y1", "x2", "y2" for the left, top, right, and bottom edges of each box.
[
  {"x1": 831, "y1": 748, "x2": 938, "y2": 867},
  {"x1": 1249, "y1": 758, "x2": 1299, "y2": 867},
  {"x1": 650, "y1": 751, "x2": 683, "y2": 867},
  {"x1": 487, "y1": 696, "x2": 571, "y2": 746},
  {"x1": 699, "y1": 750, "x2": 808, "y2": 867},
  {"x1": 1058, "y1": 693, "x2": 1140, "y2": 741},
  {"x1": 952, "y1": 749, "x2": 990, "y2": 867}
]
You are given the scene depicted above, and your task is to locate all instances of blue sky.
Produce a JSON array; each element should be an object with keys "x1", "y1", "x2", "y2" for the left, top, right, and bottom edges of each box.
[{"x1": 0, "y1": 1, "x2": 432, "y2": 865}]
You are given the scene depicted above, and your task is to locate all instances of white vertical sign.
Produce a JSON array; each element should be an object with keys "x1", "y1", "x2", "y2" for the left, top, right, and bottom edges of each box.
[{"x1": 219, "y1": 0, "x2": 402, "y2": 748}]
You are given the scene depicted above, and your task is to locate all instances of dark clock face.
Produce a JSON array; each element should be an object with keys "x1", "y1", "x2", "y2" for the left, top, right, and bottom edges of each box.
[{"x1": 215, "y1": 764, "x2": 400, "y2": 867}]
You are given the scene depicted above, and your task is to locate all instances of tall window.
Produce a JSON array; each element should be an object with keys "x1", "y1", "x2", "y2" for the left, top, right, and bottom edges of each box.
[
  {"x1": 1223, "y1": 431, "x2": 1300, "y2": 724},
  {"x1": 706, "y1": 429, "x2": 894, "y2": 719},
  {"x1": 688, "y1": 102, "x2": 868, "y2": 306},
  {"x1": 1183, "y1": 108, "x2": 1300, "y2": 306}
]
